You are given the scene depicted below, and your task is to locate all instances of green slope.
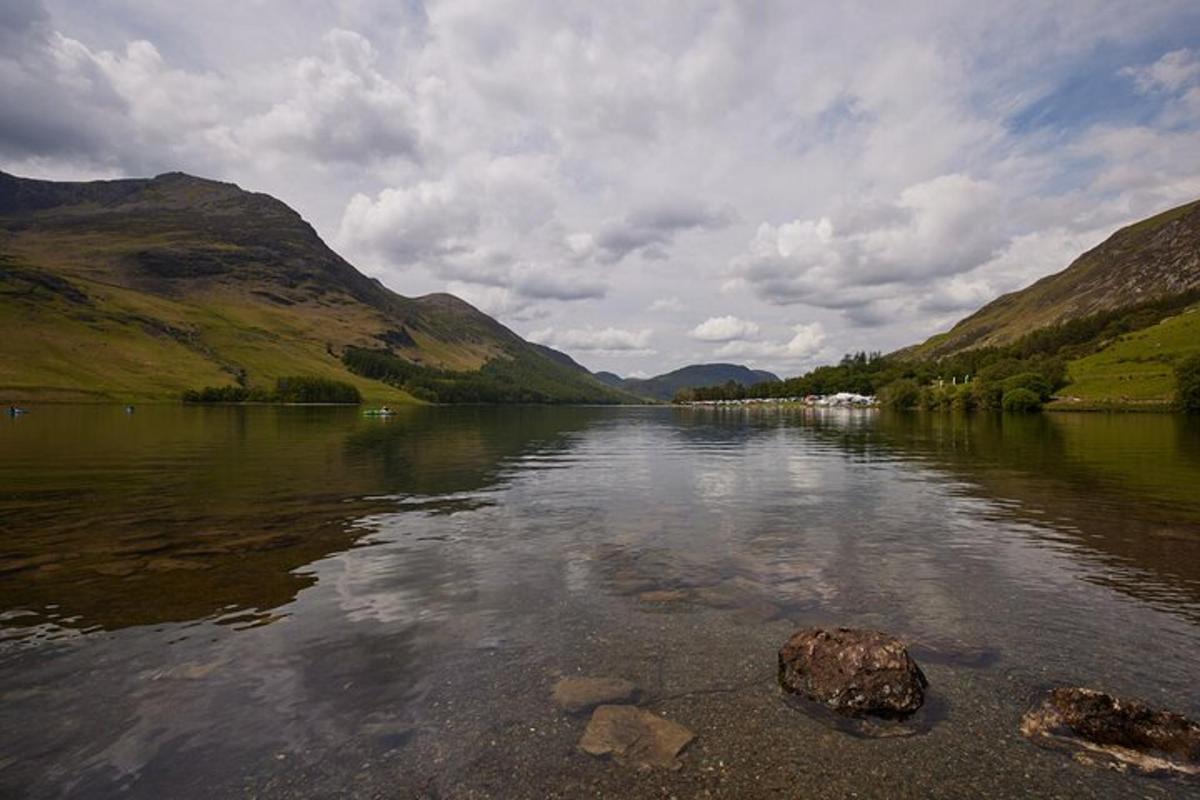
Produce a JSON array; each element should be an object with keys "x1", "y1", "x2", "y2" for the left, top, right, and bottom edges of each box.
[
  {"x1": 1055, "y1": 304, "x2": 1200, "y2": 409},
  {"x1": 0, "y1": 255, "x2": 414, "y2": 403}
]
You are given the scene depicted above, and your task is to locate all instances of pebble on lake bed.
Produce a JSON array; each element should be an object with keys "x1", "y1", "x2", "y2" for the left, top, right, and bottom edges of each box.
[
  {"x1": 578, "y1": 705, "x2": 695, "y2": 770},
  {"x1": 552, "y1": 677, "x2": 640, "y2": 714},
  {"x1": 778, "y1": 627, "x2": 928, "y2": 716},
  {"x1": 1020, "y1": 687, "x2": 1200, "y2": 779}
]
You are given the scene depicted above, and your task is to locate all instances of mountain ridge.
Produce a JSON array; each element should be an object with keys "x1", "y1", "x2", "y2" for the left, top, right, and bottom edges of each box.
[
  {"x1": 906, "y1": 198, "x2": 1200, "y2": 359},
  {"x1": 604, "y1": 363, "x2": 779, "y2": 401}
]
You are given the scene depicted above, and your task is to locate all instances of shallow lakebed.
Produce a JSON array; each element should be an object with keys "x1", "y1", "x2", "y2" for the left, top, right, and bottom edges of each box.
[{"x1": 2, "y1": 405, "x2": 1200, "y2": 798}]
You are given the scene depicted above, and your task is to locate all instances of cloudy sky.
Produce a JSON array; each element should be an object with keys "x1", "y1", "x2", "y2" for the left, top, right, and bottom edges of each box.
[{"x1": 3, "y1": 1, "x2": 1200, "y2": 377}]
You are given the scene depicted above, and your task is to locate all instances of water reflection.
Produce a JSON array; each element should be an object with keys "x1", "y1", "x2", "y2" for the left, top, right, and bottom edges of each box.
[
  {"x1": 864, "y1": 410, "x2": 1200, "y2": 618},
  {"x1": 2, "y1": 406, "x2": 1199, "y2": 798},
  {"x1": 0, "y1": 406, "x2": 607, "y2": 634}
]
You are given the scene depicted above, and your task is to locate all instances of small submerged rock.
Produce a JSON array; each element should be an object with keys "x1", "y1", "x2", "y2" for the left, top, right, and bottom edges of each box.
[
  {"x1": 578, "y1": 705, "x2": 695, "y2": 770},
  {"x1": 1021, "y1": 687, "x2": 1200, "y2": 779},
  {"x1": 552, "y1": 677, "x2": 640, "y2": 714},
  {"x1": 778, "y1": 627, "x2": 928, "y2": 717}
]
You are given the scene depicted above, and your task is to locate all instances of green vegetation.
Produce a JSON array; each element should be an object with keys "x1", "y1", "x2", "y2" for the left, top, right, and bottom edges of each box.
[
  {"x1": 1002, "y1": 388, "x2": 1042, "y2": 412},
  {"x1": 275, "y1": 376, "x2": 362, "y2": 404},
  {"x1": 679, "y1": 350, "x2": 1062, "y2": 412},
  {"x1": 1174, "y1": 354, "x2": 1200, "y2": 413},
  {"x1": 182, "y1": 385, "x2": 263, "y2": 403},
  {"x1": 881, "y1": 378, "x2": 921, "y2": 409},
  {"x1": 1056, "y1": 305, "x2": 1200, "y2": 409},
  {"x1": 183, "y1": 376, "x2": 362, "y2": 404},
  {"x1": 342, "y1": 347, "x2": 631, "y2": 404}
]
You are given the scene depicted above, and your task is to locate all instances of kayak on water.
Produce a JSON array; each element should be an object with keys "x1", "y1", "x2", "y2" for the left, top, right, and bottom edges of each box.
[{"x1": 363, "y1": 406, "x2": 395, "y2": 417}]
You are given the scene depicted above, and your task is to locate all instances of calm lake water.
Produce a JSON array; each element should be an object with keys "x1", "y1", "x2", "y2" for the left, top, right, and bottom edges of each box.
[{"x1": 2, "y1": 405, "x2": 1200, "y2": 798}]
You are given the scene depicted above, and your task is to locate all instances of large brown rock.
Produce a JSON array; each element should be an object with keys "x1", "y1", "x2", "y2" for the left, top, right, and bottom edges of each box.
[
  {"x1": 1021, "y1": 687, "x2": 1200, "y2": 779},
  {"x1": 778, "y1": 627, "x2": 927, "y2": 716},
  {"x1": 578, "y1": 705, "x2": 695, "y2": 770}
]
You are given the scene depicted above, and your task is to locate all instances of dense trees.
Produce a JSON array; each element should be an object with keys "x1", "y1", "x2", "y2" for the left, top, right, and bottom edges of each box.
[
  {"x1": 183, "y1": 376, "x2": 361, "y2": 404},
  {"x1": 274, "y1": 376, "x2": 362, "y2": 404},
  {"x1": 1176, "y1": 354, "x2": 1200, "y2": 413}
]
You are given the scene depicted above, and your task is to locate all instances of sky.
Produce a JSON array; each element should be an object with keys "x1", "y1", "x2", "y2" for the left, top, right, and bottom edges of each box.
[{"x1": 2, "y1": 1, "x2": 1200, "y2": 378}]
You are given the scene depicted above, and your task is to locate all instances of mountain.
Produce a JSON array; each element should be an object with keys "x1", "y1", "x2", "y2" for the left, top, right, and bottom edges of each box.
[
  {"x1": 609, "y1": 363, "x2": 779, "y2": 401},
  {"x1": 592, "y1": 371, "x2": 627, "y2": 389},
  {"x1": 0, "y1": 171, "x2": 631, "y2": 404},
  {"x1": 909, "y1": 199, "x2": 1200, "y2": 359}
]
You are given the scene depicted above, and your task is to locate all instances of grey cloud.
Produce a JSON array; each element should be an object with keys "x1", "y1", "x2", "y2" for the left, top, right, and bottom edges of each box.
[
  {"x1": 595, "y1": 200, "x2": 734, "y2": 262},
  {"x1": 0, "y1": 3, "x2": 129, "y2": 162},
  {"x1": 625, "y1": 202, "x2": 735, "y2": 232},
  {"x1": 0, "y1": 0, "x2": 46, "y2": 42},
  {"x1": 513, "y1": 269, "x2": 606, "y2": 301},
  {"x1": 842, "y1": 301, "x2": 904, "y2": 328}
]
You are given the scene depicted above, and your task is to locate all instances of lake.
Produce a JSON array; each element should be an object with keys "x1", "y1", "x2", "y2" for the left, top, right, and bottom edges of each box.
[{"x1": 2, "y1": 405, "x2": 1199, "y2": 798}]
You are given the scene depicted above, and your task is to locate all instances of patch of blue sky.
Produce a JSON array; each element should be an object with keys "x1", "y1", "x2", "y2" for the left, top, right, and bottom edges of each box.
[{"x1": 1008, "y1": 30, "x2": 1200, "y2": 137}]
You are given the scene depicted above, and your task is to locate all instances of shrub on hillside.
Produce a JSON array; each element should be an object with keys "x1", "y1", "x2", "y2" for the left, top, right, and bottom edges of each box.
[
  {"x1": 182, "y1": 385, "x2": 251, "y2": 403},
  {"x1": 1001, "y1": 387, "x2": 1042, "y2": 412},
  {"x1": 1176, "y1": 354, "x2": 1200, "y2": 413},
  {"x1": 1001, "y1": 372, "x2": 1053, "y2": 402}
]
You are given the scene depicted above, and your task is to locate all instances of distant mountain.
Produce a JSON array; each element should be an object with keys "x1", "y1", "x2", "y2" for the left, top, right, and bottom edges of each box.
[
  {"x1": 0, "y1": 171, "x2": 632, "y2": 404},
  {"x1": 908, "y1": 199, "x2": 1200, "y2": 359},
  {"x1": 607, "y1": 363, "x2": 779, "y2": 401},
  {"x1": 529, "y1": 343, "x2": 592, "y2": 373},
  {"x1": 592, "y1": 371, "x2": 627, "y2": 389}
]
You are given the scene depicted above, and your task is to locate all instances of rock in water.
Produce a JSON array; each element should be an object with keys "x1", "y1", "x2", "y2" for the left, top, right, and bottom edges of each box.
[
  {"x1": 1021, "y1": 687, "x2": 1200, "y2": 779},
  {"x1": 578, "y1": 705, "x2": 695, "y2": 770},
  {"x1": 552, "y1": 677, "x2": 640, "y2": 714},
  {"x1": 778, "y1": 627, "x2": 927, "y2": 716}
]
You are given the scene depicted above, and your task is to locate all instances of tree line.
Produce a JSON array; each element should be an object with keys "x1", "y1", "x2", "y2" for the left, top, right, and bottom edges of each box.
[{"x1": 183, "y1": 376, "x2": 362, "y2": 404}]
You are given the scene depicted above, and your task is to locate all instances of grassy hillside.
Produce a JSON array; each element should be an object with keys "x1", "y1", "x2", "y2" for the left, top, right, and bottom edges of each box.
[
  {"x1": 908, "y1": 199, "x2": 1200, "y2": 359},
  {"x1": 0, "y1": 255, "x2": 411, "y2": 403},
  {"x1": 1055, "y1": 304, "x2": 1200, "y2": 409},
  {"x1": 0, "y1": 171, "x2": 627, "y2": 404}
]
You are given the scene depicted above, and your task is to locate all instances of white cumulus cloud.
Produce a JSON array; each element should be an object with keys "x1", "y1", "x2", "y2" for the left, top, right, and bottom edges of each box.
[{"x1": 689, "y1": 315, "x2": 760, "y2": 342}]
